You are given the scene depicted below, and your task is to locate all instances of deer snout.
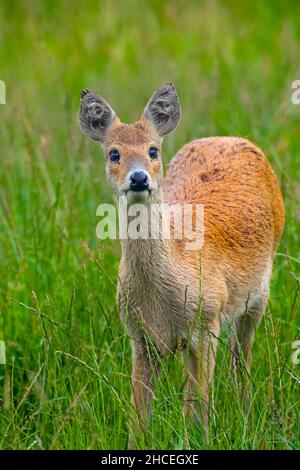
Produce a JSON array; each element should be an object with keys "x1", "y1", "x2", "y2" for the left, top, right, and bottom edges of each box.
[{"x1": 130, "y1": 171, "x2": 149, "y2": 192}]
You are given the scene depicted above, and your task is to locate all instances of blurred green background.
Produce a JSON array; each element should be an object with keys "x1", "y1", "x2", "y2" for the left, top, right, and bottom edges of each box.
[{"x1": 0, "y1": 0, "x2": 299, "y2": 449}]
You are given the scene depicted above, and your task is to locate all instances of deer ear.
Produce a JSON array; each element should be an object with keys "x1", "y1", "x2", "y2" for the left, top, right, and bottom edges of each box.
[
  {"x1": 142, "y1": 83, "x2": 181, "y2": 137},
  {"x1": 79, "y1": 89, "x2": 117, "y2": 142}
]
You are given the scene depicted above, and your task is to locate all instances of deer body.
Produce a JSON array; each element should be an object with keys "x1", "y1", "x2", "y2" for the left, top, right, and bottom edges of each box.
[
  {"x1": 79, "y1": 84, "x2": 285, "y2": 442},
  {"x1": 118, "y1": 135, "x2": 285, "y2": 355}
]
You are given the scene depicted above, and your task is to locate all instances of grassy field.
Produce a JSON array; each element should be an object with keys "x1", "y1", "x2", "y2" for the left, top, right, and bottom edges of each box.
[{"x1": 0, "y1": 0, "x2": 299, "y2": 450}]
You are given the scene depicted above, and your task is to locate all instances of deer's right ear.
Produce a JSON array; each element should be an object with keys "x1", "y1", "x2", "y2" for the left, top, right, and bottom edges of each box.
[{"x1": 79, "y1": 89, "x2": 117, "y2": 142}]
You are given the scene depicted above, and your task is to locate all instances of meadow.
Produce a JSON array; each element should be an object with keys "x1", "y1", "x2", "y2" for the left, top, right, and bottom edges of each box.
[{"x1": 0, "y1": 0, "x2": 299, "y2": 449}]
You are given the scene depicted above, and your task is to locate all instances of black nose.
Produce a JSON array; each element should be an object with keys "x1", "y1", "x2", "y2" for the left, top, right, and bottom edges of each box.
[{"x1": 130, "y1": 171, "x2": 149, "y2": 192}]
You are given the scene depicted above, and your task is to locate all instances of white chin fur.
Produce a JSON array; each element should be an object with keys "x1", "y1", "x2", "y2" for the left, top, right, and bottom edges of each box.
[{"x1": 126, "y1": 190, "x2": 151, "y2": 204}]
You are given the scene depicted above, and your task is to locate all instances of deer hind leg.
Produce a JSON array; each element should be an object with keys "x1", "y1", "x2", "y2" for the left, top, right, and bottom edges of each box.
[
  {"x1": 128, "y1": 341, "x2": 160, "y2": 448},
  {"x1": 232, "y1": 259, "x2": 272, "y2": 378},
  {"x1": 183, "y1": 319, "x2": 220, "y2": 435},
  {"x1": 231, "y1": 292, "x2": 268, "y2": 410}
]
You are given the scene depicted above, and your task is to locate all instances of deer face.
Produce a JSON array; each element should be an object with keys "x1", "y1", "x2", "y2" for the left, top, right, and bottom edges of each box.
[{"x1": 79, "y1": 83, "x2": 180, "y2": 203}]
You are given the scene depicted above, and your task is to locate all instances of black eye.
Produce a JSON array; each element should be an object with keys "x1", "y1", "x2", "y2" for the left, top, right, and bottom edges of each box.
[
  {"x1": 109, "y1": 149, "x2": 120, "y2": 162},
  {"x1": 149, "y1": 147, "x2": 158, "y2": 159}
]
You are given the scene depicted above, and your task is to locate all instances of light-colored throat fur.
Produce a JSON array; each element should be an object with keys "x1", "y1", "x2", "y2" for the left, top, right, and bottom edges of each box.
[{"x1": 118, "y1": 195, "x2": 200, "y2": 356}]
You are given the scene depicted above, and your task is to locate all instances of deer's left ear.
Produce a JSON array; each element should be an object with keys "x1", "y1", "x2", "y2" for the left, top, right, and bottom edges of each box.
[
  {"x1": 79, "y1": 89, "x2": 117, "y2": 142},
  {"x1": 142, "y1": 82, "x2": 181, "y2": 137}
]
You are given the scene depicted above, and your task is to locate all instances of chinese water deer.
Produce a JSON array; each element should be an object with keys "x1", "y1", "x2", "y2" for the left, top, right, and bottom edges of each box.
[{"x1": 79, "y1": 83, "x2": 285, "y2": 440}]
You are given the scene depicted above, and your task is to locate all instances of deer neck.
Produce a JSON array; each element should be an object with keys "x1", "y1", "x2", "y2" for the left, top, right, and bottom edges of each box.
[{"x1": 120, "y1": 190, "x2": 175, "y2": 279}]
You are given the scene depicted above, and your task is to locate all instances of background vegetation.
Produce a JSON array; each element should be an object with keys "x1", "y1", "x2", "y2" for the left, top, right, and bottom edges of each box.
[{"x1": 0, "y1": 0, "x2": 299, "y2": 449}]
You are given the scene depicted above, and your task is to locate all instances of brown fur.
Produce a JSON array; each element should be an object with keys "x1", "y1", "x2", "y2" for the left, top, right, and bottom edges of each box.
[{"x1": 79, "y1": 85, "x2": 285, "y2": 445}]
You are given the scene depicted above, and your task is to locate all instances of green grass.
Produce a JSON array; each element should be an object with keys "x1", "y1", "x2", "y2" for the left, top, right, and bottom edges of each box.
[{"x1": 0, "y1": 0, "x2": 300, "y2": 450}]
